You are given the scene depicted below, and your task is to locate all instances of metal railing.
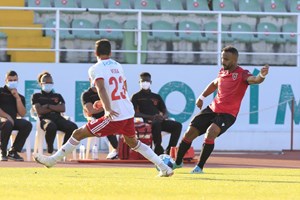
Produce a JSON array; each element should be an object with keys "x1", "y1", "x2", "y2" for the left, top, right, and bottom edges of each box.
[{"x1": 0, "y1": 6, "x2": 299, "y2": 66}]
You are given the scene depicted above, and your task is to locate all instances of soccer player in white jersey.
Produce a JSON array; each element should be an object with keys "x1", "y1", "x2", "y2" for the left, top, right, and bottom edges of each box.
[{"x1": 33, "y1": 39, "x2": 173, "y2": 177}]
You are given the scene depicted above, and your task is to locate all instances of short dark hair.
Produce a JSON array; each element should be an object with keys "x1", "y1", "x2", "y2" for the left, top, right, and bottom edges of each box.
[
  {"x1": 95, "y1": 39, "x2": 111, "y2": 56},
  {"x1": 140, "y1": 72, "x2": 151, "y2": 78},
  {"x1": 6, "y1": 70, "x2": 18, "y2": 77},
  {"x1": 37, "y1": 71, "x2": 51, "y2": 83},
  {"x1": 222, "y1": 46, "x2": 239, "y2": 57}
]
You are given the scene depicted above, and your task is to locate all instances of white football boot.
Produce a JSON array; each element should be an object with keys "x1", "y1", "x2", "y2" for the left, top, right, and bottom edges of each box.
[
  {"x1": 33, "y1": 153, "x2": 56, "y2": 168},
  {"x1": 157, "y1": 166, "x2": 174, "y2": 177}
]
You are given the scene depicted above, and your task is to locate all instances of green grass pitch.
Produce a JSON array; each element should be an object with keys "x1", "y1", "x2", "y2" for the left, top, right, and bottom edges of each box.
[{"x1": 0, "y1": 168, "x2": 299, "y2": 200}]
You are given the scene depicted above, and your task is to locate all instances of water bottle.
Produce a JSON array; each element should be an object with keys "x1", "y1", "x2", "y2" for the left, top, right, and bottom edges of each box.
[
  {"x1": 79, "y1": 144, "x2": 85, "y2": 160},
  {"x1": 92, "y1": 144, "x2": 99, "y2": 160}
]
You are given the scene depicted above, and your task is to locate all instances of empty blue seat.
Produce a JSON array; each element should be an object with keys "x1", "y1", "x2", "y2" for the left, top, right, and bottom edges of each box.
[
  {"x1": 282, "y1": 23, "x2": 297, "y2": 43},
  {"x1": 186, "y1": 0, "x2": 210, "y2": 12},
  {"x1": 72, "y1": 19, "x2": 98, "y2": 39},
  {"x1": 204, "y1": 21, "x2": 232, "y2": 42},
  {"x1": 134, "y1": 0, "x2": 157, "y2": 10},
  {"x1": 44, "y1": 19, "x2": 74, "y2": 39},
  {"x1": 263, "y1": 0, "x2": 286, "y2": 13},
  {"x1": 178, "y1": 21, "x2": 206, "y2": 42},
  {"x1": 231, "y1": 22, "x2": 258, "y2": 43},
  {"x1": 160, "y1": 0, "x2": 184, "y2": 11},
  {"x1": 108, "y1": 0, "x2": 131, "y2": 9},
  {"x1": 257, "y1": 22, "x2": 285, "y2": 43},
  {"x1": 99, "y1": 19, "x2": 123, "y2": 40},
  {"x1": 289, "y1": 0, "x2": 300, "y2": 13},
  {"x1": 28, "y1": 0, "x2": 53, "y2": 13},
  {"x1": 212, "y1": 0, "x2": 236, "y2": 11},
  {"x1": 151, "y1": 20, "x2": 178, "y2": 42},
  {"x1": 80, "y1": 0, "x2": 105, "y2": 9},
  {"x1": 238, "y1": 0, "x2": 261, "y2": 12}
]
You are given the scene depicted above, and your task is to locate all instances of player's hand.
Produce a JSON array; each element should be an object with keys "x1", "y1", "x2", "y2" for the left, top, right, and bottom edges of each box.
[
  {"x1": 105, "y1": 109, "x2": 119, "y2": 120},
  {"x1": 196, "y1": 98, "x2": 203, "y2": 109},
  {"x1": 93, "y1": 100, "x2": 103, "y2": 111},
  {"x1": 260, "y1": 64, "x2": 269, "y2": 77}
]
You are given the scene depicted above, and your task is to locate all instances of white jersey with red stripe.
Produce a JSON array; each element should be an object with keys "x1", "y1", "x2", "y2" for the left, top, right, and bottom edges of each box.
[{"x1": 88, "y1": 58, "x2": 135, "y2": 121}]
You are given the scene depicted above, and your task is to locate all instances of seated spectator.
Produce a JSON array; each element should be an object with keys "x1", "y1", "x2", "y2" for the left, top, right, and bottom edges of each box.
[
  {"x1": 131, "y1": 72, "x2": 182, "y2": 155},
  {"x1": 81, "y1": 80, "x2": 118, "y2": 159},
  {"x1": 31, "y1": 71, "x2": 78, "y2": 154},
  {"x1": 0, "y1": 70, "x2": 32, "y2": 161}
]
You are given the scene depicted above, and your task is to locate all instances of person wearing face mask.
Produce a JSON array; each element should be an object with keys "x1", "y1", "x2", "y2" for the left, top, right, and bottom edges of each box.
[
  {"x1": 31, "y1": 71, "x2": 78, "y2": 154},
  {"x1": 81, "y1": 79, "x2": 119, "y2": 159},
  {"x1": 0, "y1": 70, "x2": 32, "y2": 161},
  {"x1": 131, "y1": 72, "x2": 182, "y2": 156}
]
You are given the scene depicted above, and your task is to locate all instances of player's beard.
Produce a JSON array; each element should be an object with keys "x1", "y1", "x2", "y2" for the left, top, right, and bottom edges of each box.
[{"x1": 222, "y1": 63, "x2": 229, "y2": 70}]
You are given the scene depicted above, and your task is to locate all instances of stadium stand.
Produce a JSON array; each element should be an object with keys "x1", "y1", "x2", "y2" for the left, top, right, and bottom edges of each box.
[
  {"x1": 134, "y1": 0, "x2": 157, "y2": 10},
  {"x1": 289, "y1": 0, "x2": 300, "y2": 13},
  {"x1": 203, "y1": 21, "x2": 232, "y2": 42},
  {"x1": 80, "y1": 0, "x2": 105, "y2": 9},
  {"x1": 231, "y1": 22, "x2": 258, "y2": 43},
  {"x1": 123, "y1": 20, "x2": 149, "y2": 64},
  {"x1": 282, "y1": 22, "x2": 297, "y2": 43},
  {"x1": 150, "y1": 20, "x2": 178, "y2": 42},
  {"x1": 71, "y1": 19, "x2": 98, "y2": 39},
  {"x1": 108, "y1": 0, "x2": 132, "y2": 9},
  {"x1": 27, "y1": 0, "x2": 53, "y2": 14},
  {"x1": 53, "y1": 0, "x2": 78, "y2": 8},
  {"x1": 212, "y1": 0, "x2": 236, "y2": 11},
  {"x1": 148, "y1": 20, "x2": 179, "y2": 63},
  {"x1": 160, "y1": 0, "x2": 184, "y2": 11},
  {"x1": 98, "y1": 19, "x2": 123, "y2": 41},
  {"x1": 0, "y1": 32, "x2": 7, "y2": 61},
  {"x1": 0, "y1": 32, "x2": 6, "y2": 39},
  {"x1": 0, "y1": 0, "x2": 295, "y2": 65},
  {"x1": 257, "y1": 22, "x2": 285, "y2": 43},
  {"x1": 0, "y1": 0, "x2": 54, "y2": 62},
  {"x1": 263, "y1": 0, "x2": 287, "y2": 13},
  {"x1": 178, "y1": 20, "x2": 206, "y2": 42},
  {"x1": 238, "y1": 0, "x2": 261, "y2": 12},
  {"x1": 186, "y1": 0, "x2": 210, "y2": 12},
  {"x1": 44, "y1": 18, "x2": 74, "y2": 39}
]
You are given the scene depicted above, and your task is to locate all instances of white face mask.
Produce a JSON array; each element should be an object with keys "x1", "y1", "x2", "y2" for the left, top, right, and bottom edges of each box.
[
  {"x1": 6, "y1": 81, "x2": 18, "y2": 89},
  {"x1": 140, "y1": 81, "x2": 151, "y2": 90},
  {"x1": 42, "y1": 84, "x2": 54, "y2": 93}
]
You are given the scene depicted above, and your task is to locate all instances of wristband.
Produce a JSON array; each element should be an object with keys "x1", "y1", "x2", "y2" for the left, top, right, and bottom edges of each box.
[
  {"x1": 259, "y1": 73, "x2": 266, "y2": 79},
  {"x1": 199, "y1": 95, "x2": 205, "y2": 101}
]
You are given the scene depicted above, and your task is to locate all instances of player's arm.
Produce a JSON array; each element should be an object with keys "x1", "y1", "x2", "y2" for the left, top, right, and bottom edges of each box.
[
  {"x1": 94, "y1": 78, "x2": 119, "y2": 119},
  {"x1": 247, "y1": 64, "x2": 269, "y2": 85},
  {"x1": 83, "y1": 102, "x2": 103, "y2": 115},
  {"x1": 196, "y1": 78, "x2": 218, "y2": 109}
]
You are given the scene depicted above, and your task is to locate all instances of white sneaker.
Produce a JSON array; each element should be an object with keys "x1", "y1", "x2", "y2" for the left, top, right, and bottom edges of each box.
[
  {"x1": 106, "y1": 149, "x2": 118, "y2": 160},
  {"x1": 32, "y1": 153, "x2": 56, "y2": 168},
  {"x1": 157, "y1": 167, "x2": 174, "y2": 177}
]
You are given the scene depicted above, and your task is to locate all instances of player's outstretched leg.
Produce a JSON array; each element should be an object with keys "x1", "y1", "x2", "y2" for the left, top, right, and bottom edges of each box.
[
  {"x1": 33, "y1": 136, "x2": 80, "y2": 167},
  {"x1": 173, "y1": 138, "x2": 192, "y2": 169},
  {"x1": 129, "y1": 139, "x2": 173, "y2": 177}
]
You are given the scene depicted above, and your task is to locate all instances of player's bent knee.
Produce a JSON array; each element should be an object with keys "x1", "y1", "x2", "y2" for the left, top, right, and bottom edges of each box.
[
  {"x1": 124, "y1": 136, "x2": 138, "y2": 149},
  {"x1": 72, "y1": 127, "x2": 90, "y2": 141}
]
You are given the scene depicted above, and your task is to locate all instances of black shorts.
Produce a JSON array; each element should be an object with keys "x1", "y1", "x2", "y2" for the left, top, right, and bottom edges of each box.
[{"x1": 190, "y1": 106, "x2": 236, "y2": 137}]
